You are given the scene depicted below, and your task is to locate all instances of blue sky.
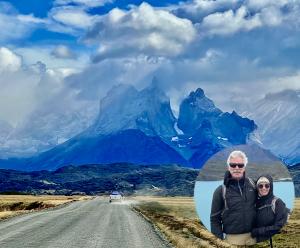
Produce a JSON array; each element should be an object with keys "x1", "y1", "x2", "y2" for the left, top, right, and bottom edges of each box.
[{"x1": 0, "y1": 0, "x2": 300, "y2": 125}]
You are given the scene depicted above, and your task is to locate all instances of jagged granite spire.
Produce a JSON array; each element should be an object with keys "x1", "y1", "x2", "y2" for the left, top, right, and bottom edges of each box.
[
  {"x1": 177, "y1": 88, "x2": 222, "y2": 135},
  {"x1": 86, "y1": 82, "x2": 176, "y2": 137}
]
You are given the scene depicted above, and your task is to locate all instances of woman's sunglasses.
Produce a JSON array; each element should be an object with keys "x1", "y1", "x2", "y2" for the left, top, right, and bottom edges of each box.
[
  {"x1": 258, "y1": 184, "x2": 270, "y2": 189},
  {"x1": 229, "y1": 163, "x2": 245, "y2": 168}
]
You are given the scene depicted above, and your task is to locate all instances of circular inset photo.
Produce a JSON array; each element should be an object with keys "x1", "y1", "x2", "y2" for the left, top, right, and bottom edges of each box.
[{"x1": 194, "y1": 144, "x2": 295, "y2": 246}]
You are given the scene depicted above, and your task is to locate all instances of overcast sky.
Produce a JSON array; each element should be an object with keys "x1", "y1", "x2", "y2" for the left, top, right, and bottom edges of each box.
[{"x1": 1, "y1": 0, "x2": 300, "y2": 124}]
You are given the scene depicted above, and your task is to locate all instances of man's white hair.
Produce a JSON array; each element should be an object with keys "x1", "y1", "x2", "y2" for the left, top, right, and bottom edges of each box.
[{"x1": 227, "y1": 150, "x2": 248, "y2": 166}]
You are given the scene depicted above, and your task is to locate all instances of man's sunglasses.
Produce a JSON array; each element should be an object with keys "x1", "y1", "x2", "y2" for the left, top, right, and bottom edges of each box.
[
  {"x1": 258, "y1": 184, "x2": 270, "y2": 189},
  {"x1": 229, "y1": 163, "x2": 245, "y2": 168}
]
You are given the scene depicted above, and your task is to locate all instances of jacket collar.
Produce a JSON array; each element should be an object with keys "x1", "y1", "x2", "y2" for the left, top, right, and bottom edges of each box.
[{"x1": 224, "y1": 170, "x2": 246, "y2": 187}]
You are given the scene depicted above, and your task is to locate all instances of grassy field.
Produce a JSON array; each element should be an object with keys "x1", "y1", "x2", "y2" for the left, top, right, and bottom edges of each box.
[
  {"x1": 132, "y1": 196, "x2": 300, "y2": 248},
  {"x1": 0, "y1": 195, "x2": 92, "y2": 220}
]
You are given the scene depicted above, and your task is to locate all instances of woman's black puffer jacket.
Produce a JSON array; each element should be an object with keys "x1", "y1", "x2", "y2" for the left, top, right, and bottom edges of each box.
[{"x1": 251, "y1": 175, "x2": 289, "y2": 242}]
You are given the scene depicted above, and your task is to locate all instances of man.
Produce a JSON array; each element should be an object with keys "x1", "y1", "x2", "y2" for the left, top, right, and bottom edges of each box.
[{"x1": 210, "y1": 150, "x2": 257, "y2": 246}]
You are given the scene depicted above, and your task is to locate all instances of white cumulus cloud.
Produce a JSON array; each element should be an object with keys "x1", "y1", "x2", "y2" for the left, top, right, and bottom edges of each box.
[
  {"x1": 85, "y1": 2, "x2": 196, "y2": 61},
  {"x1": 200, "y1": 6, "x2": 262, "y2": 36},
  {"x1": 0, "y1": 2, "x2": 44, "y2": 42},
  {"x1": 172, "y1": 0, "x2": 300, "y2": 36},
  {"x1": 54, "y1": 0, "x2": 114, "y2": 8},
  {"x1": 51, "y1": 45, "x2": 77, "y2": 59},
  {"x1": 49, "y1": 6, "x2": 99, "y2": 30},
  {"x1": 172, "y1": 0, "x2": 239, "y2": 22},
  {"x1": 246, "y1": 0, "x2": 290, "y2": 10},
  {"x1": 0, "y1": 47, "x2": 22, "y2": 72},
  {"x1": 0, "y1": 47, "x2": 81, "y2": 124}
]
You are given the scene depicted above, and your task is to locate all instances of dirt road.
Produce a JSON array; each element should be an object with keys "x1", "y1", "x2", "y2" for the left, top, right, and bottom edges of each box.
[{"x1": 0, "y1": 197, "x2": 170, "y2": 248}]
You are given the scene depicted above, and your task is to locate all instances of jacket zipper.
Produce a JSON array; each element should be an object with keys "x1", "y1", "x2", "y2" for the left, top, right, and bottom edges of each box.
[{"x1": 238, "y1": 180, "x2": 243, "y2": 196}]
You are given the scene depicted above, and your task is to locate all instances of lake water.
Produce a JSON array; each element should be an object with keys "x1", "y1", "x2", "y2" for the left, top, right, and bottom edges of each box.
[{"x1": 194, "y1": 180, "x2": 295, "y2": 231}]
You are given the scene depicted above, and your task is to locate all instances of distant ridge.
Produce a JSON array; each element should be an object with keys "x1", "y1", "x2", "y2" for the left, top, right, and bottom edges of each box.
[{"x1": 0, "y1": 163, "x2": 198, "y2": 196}]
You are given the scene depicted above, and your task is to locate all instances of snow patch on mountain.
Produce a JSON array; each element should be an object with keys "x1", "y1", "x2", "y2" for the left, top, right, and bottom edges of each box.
[{"x1": 174, "y1": 122, "x2": 184, "y2": 135}]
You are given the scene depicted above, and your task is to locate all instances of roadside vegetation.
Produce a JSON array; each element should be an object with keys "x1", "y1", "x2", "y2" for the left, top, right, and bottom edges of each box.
[
  {"x1": 132, "y1": 196, "x2": 230, "y2": 248},
  {"x1": 133, "y1": 196, "x2": 300, "y2": 248},
  {"x1": 0, "y1": 194, "x2": 92, "y2": 220}
]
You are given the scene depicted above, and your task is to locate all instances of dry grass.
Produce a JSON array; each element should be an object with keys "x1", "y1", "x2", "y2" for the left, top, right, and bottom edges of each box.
[
  {"x1": 0, "y1": 195, "x2": 92, "y2": 220},
  {"x1": 132, "y1": 197, "x2": 300, "y2": 248},
  {"x1": 132, "y1": 196, "x2": 230, "y2": 248},
  {"x1": 132, "y1": 196, "x2": 197, "y2": 219}
]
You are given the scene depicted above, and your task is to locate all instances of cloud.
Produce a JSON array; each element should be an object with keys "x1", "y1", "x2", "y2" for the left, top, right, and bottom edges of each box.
[
  {"x1": 172, "y1": 0, "x2": 300, "y2": 37},
  {"x1": 51, "y1": 45, "x2": 77, "y2": 59},
  {"x1": 49, "y1": 6, "x2": 99, "y2": 30},
  {"x1": 268, "y1": 71, "x2": 300, "y2": 92},
  {"x1": 1, "y1": 1, "x2": 299, "y2": 131},
  {"x1": 85, "y1": 2, "x2": 196, "y2": 61},
  {"x1": 17, "y1": 14, "x2": 47, "y2": 24},
  {"x1": 65, "y1": 55, "x2": 163, "y2": 100},
  {"x1": 172, "y1": 0, "x2": 240, "y2": 22},
  {"x1": 0, "y1": 47, "x2": 81, "y2": 125},
  {"x1": 200, "y1": 6, "x2": 262, "y2": 36},
  {"x1": 0, "y1": 2, "x2": 45, "y2": 42},
  {"x1": 198, "y1": 2, "x2": 300, "y2": 37},
  {"x1": 62, "y1": 45, "x2": 274, "y2": 113},
  {"x1": 0, "y1": 1, "x2": 111, "y2": 39},
  {"x1": 246, "y1": 0, "x2": 290, "y2": 10},
  {"x1": 0, "y1": 47, "x2": 22, "y2": 72},
  {"x1": 14, "y1": 45, "x2": 89, "y2": 70},
  {"x1": 54, "y1": 0, "x2": 114, "y2": 8}
]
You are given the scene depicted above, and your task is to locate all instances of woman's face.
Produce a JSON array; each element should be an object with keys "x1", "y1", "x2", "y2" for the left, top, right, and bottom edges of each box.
[{"x1": 258, "y1": 183, "x2": 270, "y2": 196}]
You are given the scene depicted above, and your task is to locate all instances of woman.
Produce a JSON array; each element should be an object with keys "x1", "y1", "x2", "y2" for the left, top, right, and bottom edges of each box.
[{"x1": 251, "y1": 175, "x2": 289, "y2": 243}]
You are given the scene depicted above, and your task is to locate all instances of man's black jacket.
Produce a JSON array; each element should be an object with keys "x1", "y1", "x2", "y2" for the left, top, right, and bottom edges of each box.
[{"x1": 210, "y1": 171, "x2": 256, "y2": 239}]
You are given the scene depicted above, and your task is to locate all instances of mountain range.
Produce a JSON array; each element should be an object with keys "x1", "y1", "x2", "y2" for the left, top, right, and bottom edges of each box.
[
  {"x1": 0, "y1": 81, "x2": 256, "y2": 171},
  {"x1": 242, "y1": 89, "x2": 300, "y2": 166},
  {"x1": 0, "y1": 82, "x2": 299, "y2": 171}
]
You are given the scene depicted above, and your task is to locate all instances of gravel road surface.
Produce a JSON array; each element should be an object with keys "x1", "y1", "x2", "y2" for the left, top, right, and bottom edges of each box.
[{"x1": 0, "y1": 197, "x2": 170, "y2": 248}]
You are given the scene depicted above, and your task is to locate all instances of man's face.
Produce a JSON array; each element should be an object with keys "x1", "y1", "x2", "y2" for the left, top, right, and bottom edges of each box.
[{"x1": 228, "y1": 156, "x2": 245, "y2": 180}]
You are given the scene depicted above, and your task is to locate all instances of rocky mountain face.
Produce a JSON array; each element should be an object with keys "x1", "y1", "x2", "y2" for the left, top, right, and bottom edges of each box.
[
  {"x1": 86, "y1": 82, "x2": 177, "y2": 138},
  {"x1": 171, "y1": 88, "x2": 257, "y2": 167},
  {"x1": 243, "y1": 89, "x2": 300, "y2": 165},
  {"x1": 177, "y1": 88, "x2": 222, "y2": 135},
  {"x1": 177, "y1": 88, "x2": 256, "y2": 144},
  {"x1": 22, "y1": 129, "x2": 187, "y2": 171}
]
